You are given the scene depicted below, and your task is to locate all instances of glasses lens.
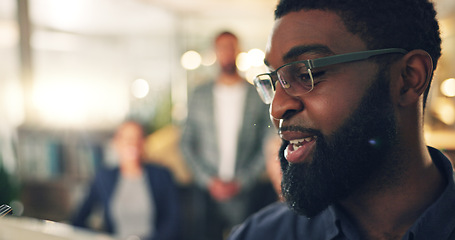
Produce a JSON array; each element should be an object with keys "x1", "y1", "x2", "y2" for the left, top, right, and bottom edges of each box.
[
  {"x1": 254, "y1": 74, "x2": 275, "y2": 104},
  {"x1": 278, "y1": 62, "x2": 314, "y2": 95}
]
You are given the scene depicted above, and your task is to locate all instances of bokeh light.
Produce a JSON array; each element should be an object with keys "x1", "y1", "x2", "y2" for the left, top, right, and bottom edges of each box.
[
  {"x1": 201, "y1": 51, "x2": 216, "y2": 66},
  {"x1": 181, "y1": 50, "x2": 202, "y2": 70},
  {"x1": 236, "y1": 49, "x2": 266, "y2": 72},
  {"x1": 434, "y1": 97, "x2": 455, "y2": 125},
  {"x1": 236, "y1": 52, "x2": 249, "y2": 71},
  {"x1": 441, "y1": 78, "x2": 455, "y2": 97},
  {"x1": 247, "y1": 48, "x2": 266, "y2": 67},
  {"x1": 131, "y1": 78, "x2": 150, "y2": 99}
]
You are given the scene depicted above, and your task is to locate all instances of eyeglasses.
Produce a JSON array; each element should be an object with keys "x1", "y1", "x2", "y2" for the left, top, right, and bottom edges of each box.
[{"x1": 253, "y1": 48, "x2": 408, "y2": 104}]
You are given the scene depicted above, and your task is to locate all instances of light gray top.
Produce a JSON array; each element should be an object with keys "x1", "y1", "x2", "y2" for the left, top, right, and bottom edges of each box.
[{"x1": 111, "y1": 173, "x2": 155, "y2": 239}]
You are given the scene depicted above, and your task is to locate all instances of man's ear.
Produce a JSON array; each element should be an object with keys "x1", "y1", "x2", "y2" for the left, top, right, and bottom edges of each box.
[{"x1": 398, "y1": 50, "x2": 433, "y2": 107}]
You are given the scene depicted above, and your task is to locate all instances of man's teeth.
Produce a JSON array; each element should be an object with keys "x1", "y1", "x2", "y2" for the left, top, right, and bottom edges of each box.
[
  {"x1": 289, "y1": 136, "x2": 317, "y2": 149},
  {"x1": 289, "y1": 136, "x2": 317, "y2": 144}
]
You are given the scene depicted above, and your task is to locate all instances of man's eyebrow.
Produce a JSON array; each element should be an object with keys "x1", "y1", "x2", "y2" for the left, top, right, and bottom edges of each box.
[
  {"x1": 263, "y1": 45, "x2": 333, "y2": 68},
  {"x1": 283, "y1": 44, "x2": 333, "y2": 62}
]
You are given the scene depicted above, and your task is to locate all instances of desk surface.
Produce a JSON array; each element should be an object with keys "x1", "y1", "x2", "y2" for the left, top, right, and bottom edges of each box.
[{"x1": 0, "y1": 217, "x2": 115, "y2": 240}]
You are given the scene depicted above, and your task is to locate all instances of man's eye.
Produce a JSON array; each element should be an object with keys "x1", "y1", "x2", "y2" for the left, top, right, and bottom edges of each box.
[
  {"x1": 295, "y1": 69, "x2": 326, "y2": 82},
  {"x1": 294, "y1": 71, "x2": 326, "y2": 88},
  {"x1": 291, "y1": 66, "x2": 310, "y2": 81},
  {"x1": 311, "y1": 71, "x2": 326, "y2": 81},
  {"x1": 296, "y1": 73, "x2": 312, "y2": 82}
]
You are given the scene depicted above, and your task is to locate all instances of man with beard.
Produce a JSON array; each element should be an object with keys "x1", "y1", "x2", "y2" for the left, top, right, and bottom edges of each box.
[
  {"x1": 228, "y1": 0, "x2": 455, "y2": 239},
  {"x1": 180, "y1": 31, "x2": 274, "y2": 239}
]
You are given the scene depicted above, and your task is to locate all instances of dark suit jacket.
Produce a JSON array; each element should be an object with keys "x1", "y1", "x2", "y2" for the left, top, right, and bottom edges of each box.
[{"x1": 72, "y1": 164, "x2": 180, "y2": 240}]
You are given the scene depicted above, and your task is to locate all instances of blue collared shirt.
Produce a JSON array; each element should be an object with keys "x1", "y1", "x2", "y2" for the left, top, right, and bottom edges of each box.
[{"x1": 228, "y1": 147, "x2": 455, "y2": 240}]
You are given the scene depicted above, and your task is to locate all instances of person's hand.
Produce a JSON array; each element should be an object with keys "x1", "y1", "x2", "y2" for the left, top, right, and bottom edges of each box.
[{"x1": 209, "y1": 178, "x2": 240, "y2": 202}]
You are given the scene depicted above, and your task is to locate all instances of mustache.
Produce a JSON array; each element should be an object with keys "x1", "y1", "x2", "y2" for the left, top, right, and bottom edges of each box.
[{"x1": 278, "y1": 125, "x2": 321, "y2": 137}]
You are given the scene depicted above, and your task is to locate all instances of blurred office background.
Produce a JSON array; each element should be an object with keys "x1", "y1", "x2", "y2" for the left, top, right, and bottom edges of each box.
[{"x1": 0, "y1": 0, "x2": 454, "y2": 236}]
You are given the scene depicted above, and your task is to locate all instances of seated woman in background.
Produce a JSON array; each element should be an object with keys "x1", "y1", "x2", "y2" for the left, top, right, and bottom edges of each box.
[{"x1": 71, "y1": 121, "x2": 181, "y2": 240}]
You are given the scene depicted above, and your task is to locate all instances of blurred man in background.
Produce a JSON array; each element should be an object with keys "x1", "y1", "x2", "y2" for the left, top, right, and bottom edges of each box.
[{"x1": 180, "y1": 31, "x2": 275, "y2": 239}]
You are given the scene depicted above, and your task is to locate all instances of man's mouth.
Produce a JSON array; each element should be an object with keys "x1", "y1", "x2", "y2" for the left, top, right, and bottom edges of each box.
[
  {"x1": 289, "y1": 136, "x2": 317, "y2": 150},
  {"x1": 284, "y1": 136, "x2": 318, "y2": 164}
]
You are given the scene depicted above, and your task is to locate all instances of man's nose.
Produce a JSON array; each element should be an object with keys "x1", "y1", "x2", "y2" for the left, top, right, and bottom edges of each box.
[{"x1": 270, "y1": 82, "x2": 304, "y2": 123}]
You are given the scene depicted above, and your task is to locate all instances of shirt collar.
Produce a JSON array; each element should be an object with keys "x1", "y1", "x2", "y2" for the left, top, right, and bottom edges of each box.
[
  {"x1": 404, "y1": 146, "x2": 455, "y2": 240},
  {"x1": 325, "y1": 147, "x2": 455, "y2": 240},
  {"x1": 327, "y1": 205, "x2": 361, "y2": 240}
]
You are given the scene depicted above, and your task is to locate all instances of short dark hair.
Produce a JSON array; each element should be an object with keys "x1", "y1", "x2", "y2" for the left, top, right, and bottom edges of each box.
[
  {"x1": 275, "y1": 0, "x2": 441, "y2": 106},
  {"x1": 215, "y1": 31, "x2": 238, "y2": 43}
]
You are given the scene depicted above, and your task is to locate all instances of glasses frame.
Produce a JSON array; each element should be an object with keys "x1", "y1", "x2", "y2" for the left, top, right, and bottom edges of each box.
[{"x1": 254, "y1": 48, "x2": 408, "y2": 104}]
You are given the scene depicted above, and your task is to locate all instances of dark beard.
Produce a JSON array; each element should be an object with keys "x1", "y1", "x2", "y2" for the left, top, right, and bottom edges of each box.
[
  {"x1": 222, "y1": 63, "x2": 238, "y2": 75},
  {"x1": 280, "y1": 69, "x2": 399, "y2": 217}
]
